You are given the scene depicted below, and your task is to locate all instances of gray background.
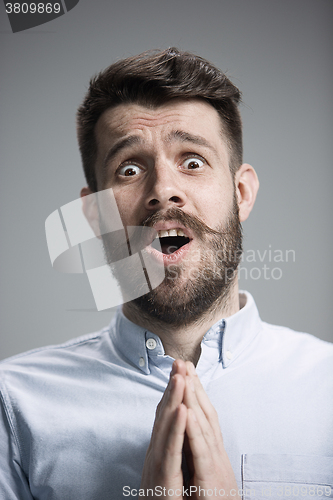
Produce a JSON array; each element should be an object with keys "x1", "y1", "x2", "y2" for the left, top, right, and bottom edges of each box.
[{"x1": 0, "y1": 0, "x2": 332, "y2": 361}]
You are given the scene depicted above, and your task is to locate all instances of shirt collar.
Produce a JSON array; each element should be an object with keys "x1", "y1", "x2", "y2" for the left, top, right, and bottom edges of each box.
[
  {"x1": 220, "y1": 290, "x2": 262, "y2": 368},
  {"x1": 109, "y1": 290, "x2": 262, "y2": 374}
]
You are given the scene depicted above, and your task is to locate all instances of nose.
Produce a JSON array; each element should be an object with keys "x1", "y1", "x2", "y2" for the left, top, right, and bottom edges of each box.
[{"x1": 144, "y1": 163, "x2": 187, "y2": 211}]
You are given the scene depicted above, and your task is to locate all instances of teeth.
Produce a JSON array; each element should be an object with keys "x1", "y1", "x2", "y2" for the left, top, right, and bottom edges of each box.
[
  {"x1": 157, "y1": 228, "x2": 186, "y2": 238},
  {"x1": 168, "y1": 229, "x2": 178, "y2": 237},
  {"x1": 159, "y1": 230, "x2": 169, "y2": 238}
]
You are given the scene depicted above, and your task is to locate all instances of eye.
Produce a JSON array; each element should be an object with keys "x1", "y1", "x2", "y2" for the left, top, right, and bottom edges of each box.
[
  {"x1": 182, "y1": 157, "x2": 204, "y2": 170},
  {"x1": 118, "y1": 164, "x2": 142, "y2": 177}
]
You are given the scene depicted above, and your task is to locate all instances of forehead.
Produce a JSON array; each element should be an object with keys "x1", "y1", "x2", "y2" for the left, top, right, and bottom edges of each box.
[{"x1": 95, "y1": 99, "x2": 228, "y2": 153}]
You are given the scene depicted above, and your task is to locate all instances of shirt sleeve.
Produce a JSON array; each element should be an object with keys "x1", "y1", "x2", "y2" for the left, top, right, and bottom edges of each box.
[{"x1": 0, "y1": 395, "x2": 34, "y2": 500}]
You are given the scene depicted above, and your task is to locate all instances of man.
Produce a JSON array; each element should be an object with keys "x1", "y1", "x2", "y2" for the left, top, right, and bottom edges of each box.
[{"x1": 1, "y1": 48, "x2": 332, "y2": 499}]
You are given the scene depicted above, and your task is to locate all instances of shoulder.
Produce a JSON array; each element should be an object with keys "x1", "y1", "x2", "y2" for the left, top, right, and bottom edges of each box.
[
  {"x1": 261, "y1": 319, "x2": 333, "y2": 350},
  {"x1": 0, "y1": 325, "x2": 112, "y2": 377},
  {"x1": 259, "y1": 319, "x2": 333, "y2": 373},
  {"x1": 239, "y1": 291, "x2": 333, "y2": 368}
]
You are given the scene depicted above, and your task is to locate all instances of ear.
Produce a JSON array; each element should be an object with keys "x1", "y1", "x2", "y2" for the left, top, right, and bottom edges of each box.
[
  {"x1": 80, "y1": 187, "x2": 101, "y2": 238},
  {"x1": 234, "y1": 164, "x2": 259, "y2": 222}
]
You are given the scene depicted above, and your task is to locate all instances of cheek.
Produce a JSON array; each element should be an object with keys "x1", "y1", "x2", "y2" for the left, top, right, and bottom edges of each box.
[
  {"x1": 112, "y1": 188, "x2": 143, "y2": 226},
  {"x1": 193, "y1": 182, "x2": 234, "y2": 227}
]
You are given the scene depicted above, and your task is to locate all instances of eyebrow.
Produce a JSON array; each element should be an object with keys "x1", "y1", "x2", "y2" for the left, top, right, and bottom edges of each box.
[
  {"x1": 167, "y1": 130, "x2": 219, "y2": 157},
  {"x1": 103, "y1": 135, "x2": 142, "y2": 170}
]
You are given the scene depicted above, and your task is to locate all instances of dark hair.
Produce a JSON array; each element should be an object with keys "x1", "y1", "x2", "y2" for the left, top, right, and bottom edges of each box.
[{"x1": 77, "y1": 48, "x2": 242, "y2": 192}]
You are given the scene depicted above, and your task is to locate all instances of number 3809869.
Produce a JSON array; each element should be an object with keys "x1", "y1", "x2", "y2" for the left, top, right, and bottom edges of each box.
[{"x1": 5, "y1": 3, "x2": 61, "y2": 14}]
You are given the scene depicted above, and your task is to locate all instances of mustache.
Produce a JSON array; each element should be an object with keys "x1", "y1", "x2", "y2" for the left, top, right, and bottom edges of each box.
[{"x1": 140, "y1": 207, "x2": 222, "y2": 239}]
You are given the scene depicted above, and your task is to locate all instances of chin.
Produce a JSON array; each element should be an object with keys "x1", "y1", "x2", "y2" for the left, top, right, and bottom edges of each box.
[{"x1": 131, "y1": 262, "x2": 237, "y2": 327}]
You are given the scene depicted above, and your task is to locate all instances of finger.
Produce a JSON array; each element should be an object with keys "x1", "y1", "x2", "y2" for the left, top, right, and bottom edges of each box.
[
  {"x1": 155, "y1": 359, "x2": 186, "y2": 420},
  {"x1": 186, "y1": 362, "x2": 220, "y2": 427},
  {"x1": 183, "y1": 375, "x2": 215, "y2": 445},
  {"x1": 152, "y1": 374, "x2": 186, "y2": 455},
  {"x1": 171, "y1": 359, "x2": 187, "y2": 379},
  {"x1": 183, "y1": 367, "x2": 223, "y2": 451},
  {"x1": 186, "y1": 409, "x2": 237, "y2": 493},
  {"x1": 185, "y1": 407, "x2": 212, "y2": 480},
  {"x1": 162, "y1": 403, "x2": 187, "y2": 479},
  {"x1": 156, "y1": 371, "x2": 185, "y2": 419}
]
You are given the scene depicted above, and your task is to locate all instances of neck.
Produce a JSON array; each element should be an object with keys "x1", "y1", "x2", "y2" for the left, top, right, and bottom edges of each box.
[{"x1": 122, "y1": 280, "x2": 240, "y2": 365}]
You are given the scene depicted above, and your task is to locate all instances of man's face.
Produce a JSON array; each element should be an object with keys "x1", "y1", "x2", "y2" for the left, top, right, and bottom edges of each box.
[{"x1": 93, "y1": 99, "x2": 242, "y2": 324}]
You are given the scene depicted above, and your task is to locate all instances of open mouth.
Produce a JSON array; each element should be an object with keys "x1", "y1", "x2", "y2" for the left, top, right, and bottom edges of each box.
[{"x1": 151, "y1": 229, "x2": 191, "y2": 255}]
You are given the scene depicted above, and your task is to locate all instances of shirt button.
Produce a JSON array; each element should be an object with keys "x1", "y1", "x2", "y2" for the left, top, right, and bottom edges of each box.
[
  {"x1": 226, "y1": 350, "x2": 232, "y2": 360},
  {"x1": 146, "y1": 338, "x2": 157, "y2": 350},
  {"x1": 139, "y1": 357, "x2": 145, "y2": 367}
]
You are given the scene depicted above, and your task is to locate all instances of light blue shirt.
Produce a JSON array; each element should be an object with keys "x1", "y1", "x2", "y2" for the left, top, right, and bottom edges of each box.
[{"x1": 1, "y1": 291, "x2": 333, "y2": 499}]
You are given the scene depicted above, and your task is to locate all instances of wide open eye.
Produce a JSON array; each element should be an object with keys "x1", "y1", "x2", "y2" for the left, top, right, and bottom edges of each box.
[
  {"x1": 118, "y1": 164, "x2": 142, "y2": 177},
  {"x1": 182, "y1": 157, "x2": 204, "y2": 170}
]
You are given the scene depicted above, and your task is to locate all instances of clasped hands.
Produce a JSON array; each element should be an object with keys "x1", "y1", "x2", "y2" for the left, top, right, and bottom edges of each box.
[{"x1": 140, "y1": 360, "x2": 239, "y2": 499}]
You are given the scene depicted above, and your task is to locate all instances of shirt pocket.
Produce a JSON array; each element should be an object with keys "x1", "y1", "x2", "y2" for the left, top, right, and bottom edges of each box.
[{"x1": 241, "y1": 454, "x2": 333, "y2": 499}]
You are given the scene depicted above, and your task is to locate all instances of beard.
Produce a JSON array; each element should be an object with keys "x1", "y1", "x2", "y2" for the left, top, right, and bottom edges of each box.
[{"x1": 130, "y1": 196, "x2": 243, "y2": 327}]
